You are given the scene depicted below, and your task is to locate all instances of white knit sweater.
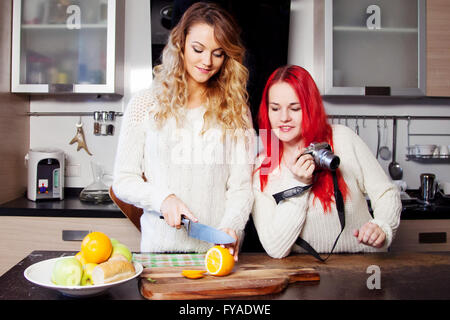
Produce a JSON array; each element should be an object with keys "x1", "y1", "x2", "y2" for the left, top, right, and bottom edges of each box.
[
  {"x1": 113, "y1": 89, "x2": 254, "y2": 253},
  {"x1": 252, "y1": 124, "x2": 402, "y2": 258}
]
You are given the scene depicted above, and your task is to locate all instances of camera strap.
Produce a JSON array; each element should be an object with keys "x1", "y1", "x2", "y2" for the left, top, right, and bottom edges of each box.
[
  {"x1": 272, "y1": 184, "x2": 313, "y2": 204},
  {"x1": 295, "y1": 170, "x2": 345, "y2": 262}
]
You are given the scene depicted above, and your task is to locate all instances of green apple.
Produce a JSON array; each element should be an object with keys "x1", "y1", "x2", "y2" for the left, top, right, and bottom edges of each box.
[
  {"x1": 80, "y1": 263, "x2": 97, "y2": 286},
  {"x1": 51, "y1": 257, "x2": 83, "y2": 286},
  {"x1": 110, "y1": 238, "x2": 120, "y2": 247},
  {"x1": 111, "y1": 243, "x2": 132, "y2": 262}
]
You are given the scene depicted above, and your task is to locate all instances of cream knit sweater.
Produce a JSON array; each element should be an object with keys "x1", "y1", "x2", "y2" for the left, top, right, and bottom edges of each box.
[
  {"x1": 252, "y1": 124, "x2": 402, "y2": 258},
  {"x1": 113, "y1": 89, "x2": 254, "y2": 253}
]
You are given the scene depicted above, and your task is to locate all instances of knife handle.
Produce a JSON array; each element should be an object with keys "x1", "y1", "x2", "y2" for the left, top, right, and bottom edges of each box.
[{"x1": 156, "y1": 211, "x2": 189, "y2": 226}]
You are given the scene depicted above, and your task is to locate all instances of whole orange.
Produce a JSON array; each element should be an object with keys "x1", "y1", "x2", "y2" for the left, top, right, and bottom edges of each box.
[{"x1": 80, "y1": 232, "x2": 112, "y2": 264}]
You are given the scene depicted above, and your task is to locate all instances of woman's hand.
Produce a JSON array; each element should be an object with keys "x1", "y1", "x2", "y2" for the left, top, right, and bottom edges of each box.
[
  {"x1": 353, "y1": 222, "x2": 386, "y2": 248},
  {"x1": 287, "y1": 148, "x2": 315, "y2": 185},
  {"x1": 160, "y1": 194, "x2": 198, "y2": 229},
  {"x1": 220, "y1": 228, "x2": 239, "y2": 262}
]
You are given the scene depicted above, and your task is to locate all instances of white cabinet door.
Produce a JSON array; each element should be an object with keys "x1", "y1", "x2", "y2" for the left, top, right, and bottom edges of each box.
[
  {"x1": 11, "y1": 0, "x2": 124, "y2": 94},
  {"x1": 317, "y1": 0, "x2": 426, "y2": 96}
]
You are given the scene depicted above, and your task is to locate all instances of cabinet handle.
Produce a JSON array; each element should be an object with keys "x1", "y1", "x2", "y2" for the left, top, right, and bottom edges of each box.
[
  {"x1": 49, "y1": 84, "x2": 74, "y2": 93},
  {"x1": 62, "y1": 230, "x2": 91, "y2": 242},
  {"x1": 365, "y1": 86, "x2": 390, "y2": 96},
  {"x1": 418, "y1": 232, "x2": 447, "y2": 244}
]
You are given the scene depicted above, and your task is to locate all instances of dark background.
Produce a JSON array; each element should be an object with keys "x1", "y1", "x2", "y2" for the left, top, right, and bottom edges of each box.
[{"x1": 150, "y1": 0, "x2": 291, "y2": 129}]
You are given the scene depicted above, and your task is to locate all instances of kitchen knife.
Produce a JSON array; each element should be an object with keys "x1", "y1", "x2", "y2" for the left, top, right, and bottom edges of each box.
[{"x1": 149, "y1": 211, "x2": 235, "y2": 244}]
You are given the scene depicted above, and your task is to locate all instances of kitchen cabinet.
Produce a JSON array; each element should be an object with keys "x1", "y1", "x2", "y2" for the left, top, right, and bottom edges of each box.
[
  {"x1": 0, "y1": 216, "x2": 140, "y2": 276},
  {"x1": 426, "y1": 0, "x2": 450, "y2": 97},
  {"x1": 314, "y1": 0, "x2": 426, "y2": 96},
  {"x1": 390, "y1": 219, "x2": 450, "y2": 252},
  {"x1": 11, "y1": 0, "x2": 124, "y2": 94},
  {"x1": 0, "y1": 0, "x2": 29, "y2": 205}
]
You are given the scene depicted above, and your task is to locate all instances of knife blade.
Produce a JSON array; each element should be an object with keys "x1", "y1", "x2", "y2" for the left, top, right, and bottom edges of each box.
[{"x1": 149, "y1": 211, "x2": 235, "y2": 244}]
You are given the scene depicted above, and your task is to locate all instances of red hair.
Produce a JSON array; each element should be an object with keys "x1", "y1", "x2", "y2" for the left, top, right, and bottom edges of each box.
[{"x1": 256, "y1": 65, "x2": 348, "y2": 212}]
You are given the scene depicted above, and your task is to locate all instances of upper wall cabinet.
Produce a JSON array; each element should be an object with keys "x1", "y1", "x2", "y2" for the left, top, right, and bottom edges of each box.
[
  {"x1": 426, "y1": 0, "x2": 450, "y2": 97},
  {"x1": 314, "y1": 0, "x2": 426, "y2": 96},
  {"x1": 11, "y1": 0, "x2": 124, "y2": 95}
]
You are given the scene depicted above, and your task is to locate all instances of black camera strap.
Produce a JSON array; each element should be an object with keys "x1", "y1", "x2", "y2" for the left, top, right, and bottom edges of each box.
[
  {"x1": 272, "y1": 184, "x2": 313, "y2": 204},
  {"x1": 295, "y1": 170, "x2": 345, "y2": 262}
]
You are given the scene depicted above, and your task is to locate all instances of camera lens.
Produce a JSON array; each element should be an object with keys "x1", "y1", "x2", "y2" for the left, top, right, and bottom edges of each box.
[
  {"x1": 328, "y1": 156, "x2": 340, "y2": 171},
  {"x1": 316, "y1": 149, "x2": 340, "y2": 170}
]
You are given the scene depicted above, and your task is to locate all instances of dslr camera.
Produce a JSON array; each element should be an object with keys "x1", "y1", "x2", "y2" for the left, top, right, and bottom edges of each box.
[{"x1": 302, "y1": 142, "x2": 340, "y2": 171}]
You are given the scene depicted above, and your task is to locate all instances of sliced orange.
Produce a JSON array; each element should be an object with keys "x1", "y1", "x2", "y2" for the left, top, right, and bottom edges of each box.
[
  {"x1": 181, "y1": 270, "x2": 206, "y2": 279},
  {"x1": 204, "y1": 245, "x2": 235, "y2": 276}
]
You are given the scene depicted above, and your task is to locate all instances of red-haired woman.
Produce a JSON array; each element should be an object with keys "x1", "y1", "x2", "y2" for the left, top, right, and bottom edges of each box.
[{"x1": 252, "y1": 65, "x2": 401, "y2": 259}]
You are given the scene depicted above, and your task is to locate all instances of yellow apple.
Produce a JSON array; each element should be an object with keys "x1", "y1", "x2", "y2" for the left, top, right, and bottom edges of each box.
[
  {"x1": 75, "y1": 251, "x2": 87, "y2": 266},
  {"x1": 80, "y1": 263, "x2": 98, "y2": 286}
]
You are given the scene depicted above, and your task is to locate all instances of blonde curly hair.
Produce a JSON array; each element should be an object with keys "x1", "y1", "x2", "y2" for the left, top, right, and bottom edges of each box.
[{"x1": 151, "y1": 2, "x2": 252, "y2": 133}]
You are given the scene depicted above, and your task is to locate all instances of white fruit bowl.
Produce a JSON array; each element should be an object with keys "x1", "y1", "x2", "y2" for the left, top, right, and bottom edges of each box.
[{"x1": 24, "y1": 256, "x2": 143, "y2": 297}]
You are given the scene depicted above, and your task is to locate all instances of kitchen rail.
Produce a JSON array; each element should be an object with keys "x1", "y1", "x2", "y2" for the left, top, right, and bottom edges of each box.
[
  {"x1": 26, "y1": 111, "x2": 123, "y2": 117},
  {"x1": 328, "y1": 114, "x2": 450, "y2": 120},
  {"x1": 328, "y1": 115, "x2": 450, "y2": 163}
]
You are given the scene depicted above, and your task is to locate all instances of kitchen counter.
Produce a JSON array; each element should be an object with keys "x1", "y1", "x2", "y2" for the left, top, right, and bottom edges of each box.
[
  {"x1": 400, "y1": 190, "x2": 450, "y2": 219},
  {"x1": 2, "y1": 189, "x2": 450, "y2": 220},
  {"x1": 0, "y1": 189, "x2": 123, "y2": 218},
  {"x1": 1, "y1": 250, "x2": 449, "y2": 301},
  {"x1": 1, "y1": 189, "x2": 449, "y2": 258}
]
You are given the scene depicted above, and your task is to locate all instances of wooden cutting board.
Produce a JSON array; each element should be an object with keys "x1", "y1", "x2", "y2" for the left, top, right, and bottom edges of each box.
[{"x1": 139, "y1": 265, "x2": 319, "y2": 300}]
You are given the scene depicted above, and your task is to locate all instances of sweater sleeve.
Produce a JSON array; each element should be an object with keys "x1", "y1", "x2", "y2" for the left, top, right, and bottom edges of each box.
[
  {"x1": 218, "y1": 129, "x2": 255, "y2": 233},
  {"x1": 342, "y1": 126, "x2": 402, "y2": 248},
  {"x1": 112, "y1": 91, "x2": 173, "y2": 212},
  {"x1": 251, "y1": 170, "x2": 310, "y2": 259}
]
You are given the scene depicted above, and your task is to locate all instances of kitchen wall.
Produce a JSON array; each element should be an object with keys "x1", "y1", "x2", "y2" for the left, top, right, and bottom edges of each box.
[
  {"x1": 0, "y1": 0, "x2": 30, "y2": 204},
  {"x1": 28, "y1": 0, "x2": 450, "y2": 190}
]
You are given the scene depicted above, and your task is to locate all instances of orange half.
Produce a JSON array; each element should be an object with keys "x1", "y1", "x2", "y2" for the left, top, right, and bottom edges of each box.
[{"x1": 204, "y1": 245, "x2": 234, "y2": 276}]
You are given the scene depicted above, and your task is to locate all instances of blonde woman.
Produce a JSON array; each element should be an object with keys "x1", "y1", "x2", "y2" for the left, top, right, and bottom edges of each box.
[{"x1": 113, "y1": 2, "x2": 254, "y2": 260}]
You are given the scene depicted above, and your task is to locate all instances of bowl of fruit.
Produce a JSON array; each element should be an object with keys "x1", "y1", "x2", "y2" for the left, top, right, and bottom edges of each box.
[{"x1": 24, "y1": 232, "x2": 143, "y2": 297}]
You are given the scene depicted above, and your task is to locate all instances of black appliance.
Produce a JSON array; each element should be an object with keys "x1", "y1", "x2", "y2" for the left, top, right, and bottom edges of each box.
[{"x1": 150, "y1": 0, "x2": 291, "y2": 129}]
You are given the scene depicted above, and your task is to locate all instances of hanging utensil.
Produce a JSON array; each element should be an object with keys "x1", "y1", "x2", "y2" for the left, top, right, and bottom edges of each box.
[
  {"x1": 388, "y1": 118, "x2": 403, "y2": 180},
  {"x1": 406, "y1": 117, "x2": 413, "y2": 156},
  {"x1": 355, "y1": 117, "x2": 360, "y2": 135},
  {"x1": 376, "y1": 118, "x2": 381, "y2": 159},
  {"x1": 69, "y1": 117, "x2": 93, "y2": 156},
  {"x1": 379, "y1": 118, "x2": 391, "y2": 160}
]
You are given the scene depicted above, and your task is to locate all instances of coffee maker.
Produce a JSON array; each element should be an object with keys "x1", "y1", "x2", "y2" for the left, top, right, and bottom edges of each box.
[{"x1": 25, "y1": 148, "x2": 65, "y2": 201}]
